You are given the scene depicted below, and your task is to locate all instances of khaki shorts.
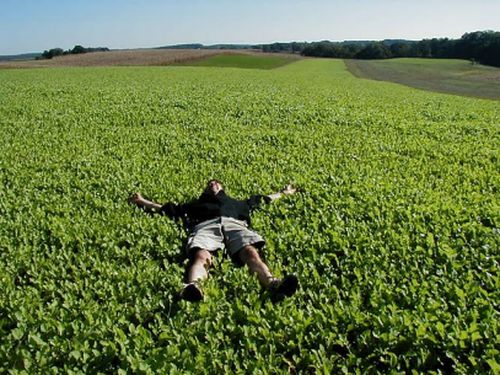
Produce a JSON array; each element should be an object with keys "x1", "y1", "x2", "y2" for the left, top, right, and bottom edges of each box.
[{"x1": 186, "y1": 217, "x2": 265, "y2": 257}]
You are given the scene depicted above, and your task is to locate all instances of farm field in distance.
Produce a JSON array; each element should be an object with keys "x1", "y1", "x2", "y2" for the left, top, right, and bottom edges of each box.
[
  {"x1": 179, "y1": 53, "x2": 300, "y2": 69},
  {"x1": 0, "y1": 57, "x2": 498, "y2": 373},
  {"x1": 0, "y1": 49, "x2": 237, "y2": 68},
  {"x1": 0, "y1": 49, "x2": 300, "y2": 69},
  {"x1": 345, "y1": 58, "x2": 500, "y2": 100}
]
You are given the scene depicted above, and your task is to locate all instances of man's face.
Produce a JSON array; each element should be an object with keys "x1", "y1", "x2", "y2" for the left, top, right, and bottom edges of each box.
[{"x1": 205, "y1": 180, "x2": 223, "y2": 196}]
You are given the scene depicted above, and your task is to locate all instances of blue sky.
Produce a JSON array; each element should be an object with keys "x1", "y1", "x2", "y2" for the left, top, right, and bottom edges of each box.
[{"x1": 1, "y1": 0, "x2": 499, "y2": 55}]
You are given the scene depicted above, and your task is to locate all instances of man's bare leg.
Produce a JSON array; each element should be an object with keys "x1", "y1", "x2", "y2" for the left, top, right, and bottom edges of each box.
[
  {"x1": 239, "y1": 245, "x2": 299, "y2": 299},
  {"x1": 181, "y1": 249, "x2": 212, "y2": 302},
  {"x1": 187, "y1": 249, "x2": 212, "y2": 283},
  {"x1": 238, "y1": 245, "x2": 274, "y2": 288}
]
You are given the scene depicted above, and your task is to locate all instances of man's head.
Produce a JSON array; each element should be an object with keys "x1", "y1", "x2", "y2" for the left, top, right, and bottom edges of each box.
[{"x1": 204, "y1": 179, "x2": 224, "y2": 196}]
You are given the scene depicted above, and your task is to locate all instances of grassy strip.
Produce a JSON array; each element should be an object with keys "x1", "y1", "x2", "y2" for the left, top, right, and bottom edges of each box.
[
  {"x1": 181, "y1": 53, "x2": 298, "y2": 69},
  {"x1": 345, "y1": 58, "x2": 500, "y2": 100}
]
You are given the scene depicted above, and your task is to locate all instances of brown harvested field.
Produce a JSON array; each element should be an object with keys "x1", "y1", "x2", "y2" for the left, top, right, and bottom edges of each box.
[
  {"x1": 345, "y1": 58, "x2": 500, "y2": 100},
  {"x1": 0, "y1": 49, "x2": 265, "y2": 68}
]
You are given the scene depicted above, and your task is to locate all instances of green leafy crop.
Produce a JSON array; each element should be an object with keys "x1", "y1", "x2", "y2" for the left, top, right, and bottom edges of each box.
[
  {"x1": 182, "y1": 54, "x2": 296, "y2": 69},
  {"x1": 0, "y1": 59, "x2": 498, "y2": 373}
]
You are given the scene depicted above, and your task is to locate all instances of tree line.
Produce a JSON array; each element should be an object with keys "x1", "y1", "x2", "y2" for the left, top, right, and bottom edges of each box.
[
  {"x1": 259, "y1": 31, "x2": 500, "y2": 67},
  {"x1": 36, "y1": 31, "x2": 500, "y2": 67},
  {"x1": 39, "y1": 45, "x2": 109, "y2": 59}
]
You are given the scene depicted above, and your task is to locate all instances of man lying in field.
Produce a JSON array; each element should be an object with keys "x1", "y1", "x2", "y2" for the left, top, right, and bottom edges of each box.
[{"x1": 129, "y1": 180, "x2": 299, "y2": 302}]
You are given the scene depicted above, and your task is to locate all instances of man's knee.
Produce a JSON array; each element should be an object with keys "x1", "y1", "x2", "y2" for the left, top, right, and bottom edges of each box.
[
  {"x1": 239, "y1": 245, "x2": 261, "y2": 264},
  {"x1": 192, "y1": 249, "x2": 212, "y2": 268}
]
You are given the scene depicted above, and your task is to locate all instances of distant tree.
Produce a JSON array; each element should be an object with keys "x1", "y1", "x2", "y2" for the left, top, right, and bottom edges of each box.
[
  {"x1": 297, "y1": 31, "x2": 500, "y2": 66},
  {"x1": 456, "y1": 31, "x2": 500, "y2": 66},
  {"x1": 41, "y1": 48, "x2": 64, "y2": 59},
  {"x1": 40, "y1": 45, "x2": 109, "y2": 59},
  {"x1": 343, "y1": 44, "x2": 363, "y2": 58},
  {"x1": 428, "y1": 38, "x2": 461, "y2": 58},
  {"x1": 416, "y1": 39, "x2": 432, "y2": 58},
  {"x1": 302, "y1": 42, "x2": 343, "y2": 58},
  {"x1": 355, "y1": 43, "x2": 392, "y2": 59},
  {"x1": 291, "y1": 42, "x2": 304, "y2": 54},
  {"x1": 87, "y1": 47, "x2": 110, "y2": 53},
  {"x1": 390, "y1": 42, "x2": 413, "y2": 57},
  {"x1": 71, "y1": 45, "x2": 87, "y2": 54},
  {"x1": 429, "y1": 38, "x2": 446, "y2": 57},
  {"x1": 483, "y1": 34, "x2": 500, "y2": 67}
]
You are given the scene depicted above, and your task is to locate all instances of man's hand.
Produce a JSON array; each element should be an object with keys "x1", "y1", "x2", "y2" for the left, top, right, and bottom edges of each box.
[
  {"x1": 128, "y1": 192, "x2": 162, "y2": 212},
  {"x1": 281, "y1": 184, "x2": 298, "y2": 195},
  {"x1": 128, "y1": 192, "x2": 143, "y2": 205},
  {"x1": 267, "y1": 184, "x2": 300, "y2": 201}
]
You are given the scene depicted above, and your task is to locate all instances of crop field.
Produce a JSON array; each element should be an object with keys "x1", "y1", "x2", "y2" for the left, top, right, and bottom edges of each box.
[
  {"x1": 0, "y1": 49, "x2": 231, "y2": 68},
  {"x1": 0, "y1": 58, "x2": 498, "y2": 373},
  {"x1": 345, "y1": 58, "x2": 500, "y2": 100},
  {"x1": 181, "y1": 54, "x2": 299, "y2": 69}
]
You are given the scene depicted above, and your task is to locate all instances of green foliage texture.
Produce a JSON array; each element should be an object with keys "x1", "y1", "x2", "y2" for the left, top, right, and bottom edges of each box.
[
  {"x1": 0, "y1": 59, "x2": 498, "y2": 374},
  {"x1": 185, "y1": 54, "x2": 294, "y2": 69}
]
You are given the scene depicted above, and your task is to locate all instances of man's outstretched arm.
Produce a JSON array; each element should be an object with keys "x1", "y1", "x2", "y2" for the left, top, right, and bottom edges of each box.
[
  {"x1": 267, "y1": 184, "x2": 298, "y2": 201},
  {"x1": 247, "y1": 184, "x2": 299, "y2": 209},
  {"x1": 128, "y1": 192, "x2": 163, "y2": 213}
]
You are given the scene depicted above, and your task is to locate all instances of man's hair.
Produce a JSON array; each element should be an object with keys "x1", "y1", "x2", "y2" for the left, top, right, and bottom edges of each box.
[{"x1": 207, "y1": 179, "x2": 223, "y2": 186}]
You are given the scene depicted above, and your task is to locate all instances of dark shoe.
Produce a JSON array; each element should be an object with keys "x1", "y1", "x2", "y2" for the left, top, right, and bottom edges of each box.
[
  {"x1": 268, "y1": 275, "x2": 299, "y2": 302},
  {"x1": 179, "y1": 283, "x2": 203, "y2": 302}
]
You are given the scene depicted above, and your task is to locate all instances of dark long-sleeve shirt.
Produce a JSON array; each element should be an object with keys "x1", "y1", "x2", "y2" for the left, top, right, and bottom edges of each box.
[{"x1": 160, "y1": 190, "x2": 271, "y2": 229}]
